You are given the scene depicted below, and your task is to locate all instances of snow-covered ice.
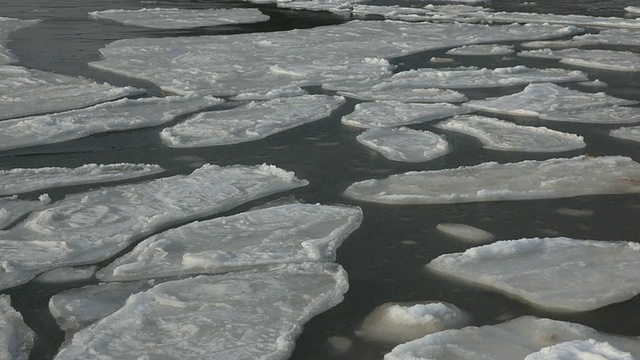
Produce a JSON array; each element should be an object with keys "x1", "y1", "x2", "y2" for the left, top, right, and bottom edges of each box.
[
  {"x1": 540, "y1": 106, "x2": 640, "y2": 125},
  {"x1": 160, "y1": 95, "x2": 345, "y2": 147},
  {"x1": 521, "y1": 29, "x2": 640, "y2": 49},
  {"x1": 344, "y1": 156, "x2": 640, "y2": 205},
  {"x1": 525, "y1": 339, "x2": 634, "y2": 360},
  {"x1": 446, "y1": 44, "x2": 514, "y2": 56},
  {"x1": 0, "y1": 18, "x2": 39, "y2": 65},
  {"x1": 610, "y1": 125, "x2": 640, "y2": 143},
  {"x1": 428, "y1": 237, "x2": 640, "y2": 312},
  {"x1": 356, "y1": 127, "x2": 450, "y2": 162},
  {"x1": 434, "y1": 115, "x2": 586, "y2": 152},
  {"x1": 342, "y1": 102, "x2": 469, "y2": 129},
  {"x1": 0, "y1": 196, "x2": 49, "y2": 230},
  {"x1": 436, "y1": 223, "x2": 494, "y2": 243},
  {"x1": 337, "y1": 88, "x2": 468, "y2": 103},
  {"x1": 33, "y1": 266, "x2": 96, "y2": 284},
  {"x1": 89, "y1": 8, "x2": 269, "y2": 29},
  {"x1": 0, "y1": 295, "x2": 34, "y2": 360},
  {"x1": 54, "y1": 263, "x2": 348, "y2": 360},
  {"x1": 519, "y1": 48, "x2": 640, "y2": 72}
]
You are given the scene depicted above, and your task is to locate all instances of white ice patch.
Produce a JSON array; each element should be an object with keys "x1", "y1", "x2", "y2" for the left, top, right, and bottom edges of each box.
[
  {"x1": 435, "y1": 115, "x2": 585, "y2": 152},
  {"x1": 610, "y1": 125, "x2": 640, "y2": 143},
  {"x1": 385, "y1": 316, "x2": 640, "y2": 360},
  {"x1": 519, "y1": 48, "x2": 640, "y2": 72},
  {"x1": 446, "y1": 44, "x2": 514, "y2": 56},
  {"x1": 522, "y1": 29, "x2": 640, "y2": 49},
  {"x1": 540, "y1": 106, "x2": 640, "y2": 125},
  {"x1": 356, "y1": 127, "x2": 450, "y2": 162},
  {"x1": 344, "y1": 156, "x2": 640, "y2": 205},
  {"x1": 0, "y1": 65, "x2": 144, "y2": 120},
  {"x1": 436, "y1": 223, "x2": 494, "y2": 243},
  {"x1": 160, "y1": 95, "x2": 345, "y2": 147},
  {"x1": 525, "y1": 339, "x2": 634, "y2": 360},
  {"x1": 89, "y1": 8, "x2": 269, "y2": 29},
  {"x1": 337, "y1": 88, "x2": 468, "y2": 103},
  {"x1": 54, "y1": 263, "x2": 348, "y2": 360},
  {"x1": 33, "y1": 266, "x2": 96, "y2": 284},
  {"x1": 626, "y1": 6, "x2": 640, "y2": 15},
  {"x1": 342, "y1": 101, "x2": 469, "y2": 129},
  {"x1": 0, "y1": 196, "x2": 49, "y2": 229},
  {"x1": 0, "y1": 295, "x2": 34, "y2": 360},
  {"x1": 0, "y1": 94, "x2": 222, "y2": 152},
  {"x1": 0, "y1": 18, "x2": 39, "y2": 65}
]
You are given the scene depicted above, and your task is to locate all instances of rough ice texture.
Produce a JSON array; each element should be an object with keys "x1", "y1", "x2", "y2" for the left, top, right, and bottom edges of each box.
[
  {"x1": 0, "y1": 295, "x2": 34, "y2": 360},
  {"x1": 524, "y1": 339, "x2": 634, "y2": 360},
  {"x1": 610, "y1": 125, "x2": 640, "y2": 143},
  {"x1": 54, "y1": 263, "x2": 348, "y2": 360},
  {"x1": 344, "y1": 156, "x2": 640, "y2": 205},
  {"x1": 0, "y1": 18, "x2": 39, "y2": 65},
  {"x1": 436, "y1": 223, "x2": 494, "y2": 243},
  {"x1": 428, "y1": 237, "x2": 640, "y2": 312},
  {"x1": 0, "y1": 164, "x2": 164, "y2": 196},
  {"x1": 0, "y1": 164, "x2": 308, "y2": 291},
  {"x1": 0, "y1": 65, "x2": 144, "y2": 120},
  {"x1": 446, "y1": 44, "x2": 514, "y2": 56},
  {"x1": 90, "y1": 21, "x2": 581, "y2": 96},
  {"x1": 357, "y1": 301, "x2": 469, "y2": 344},
  {"x1": 337, "y1": 88, "x2": 468, "y2": 103},
  {"x1": 519, "y1": 48, "x2": 640, "y2": 72},
  {"x1": 540, "y1": 106, "x2": 640, "y2": 125},
  {"x1": 356, "y1": 127, "x2": 450, "y2": 162},
  {"x1": 435, "y1": 115, "x2": 585, "y2": 152},
  {"x1": 96, "y1": 203, "x2": 362, "y2": 281},
  {"x1": 33, "y1": 266, "x2": 96, "y2": 284},
  {"x1": 385, "y1": 316, "x2": 640, "y2": 360},
  {"x1": 160, "y1": 95, "x2": 345, "y2": 147},
  {"x1": 342, "y1": 101, "x2": 469, "y2": 129},
  {"x1": 0, "y1": 196, "x2": 49, "y2": 230},
  {"x1": 89, "y1": 8, "x2": 269, "y2": 29},
  {"x1": 521, "y1": 29, "x2": 640, "y2": 49},
  {"x1": 0, "y1": 94, "x2": 222, "y2": 152}
]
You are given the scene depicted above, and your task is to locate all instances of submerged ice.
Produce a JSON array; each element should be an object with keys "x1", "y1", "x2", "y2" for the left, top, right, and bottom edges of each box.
[
  {"x1": 436, "y1": 223, "x2": 494, "y2": 243},
  {"x1": 0, "y1": 295, "x2": 34, "y2": 360},
  {"x1": 356, "y1": 127, "x2": 450, "y2": 162}
]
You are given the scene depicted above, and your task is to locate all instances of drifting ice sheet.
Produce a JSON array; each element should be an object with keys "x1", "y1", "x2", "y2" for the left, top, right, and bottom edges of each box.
[
  {"x1": 519, "y1": 48, "x2": 640, "y2": 72},
  {"x1": 446, "y1": 44, "x2": 514, "y2": 56},
  {"x1": 540, "y1": 106, "x2": 640, "y2": 125},
  {"x1": 0, "y1": 295, "x2": 34, "y2": 360},
  {"x1": 525, "y1": 339, "x2": 634, "y2": 360},
  {"x1": 342, "y1": 101, "x2": 468, "y2": 129},
  {"x1": 0, "y1": 18, "x2": 39, "y2": 65},
  {"x1": 610, "y1": 125, "x2": 640, "y2": 143},
  {"x1": 344, "y1": 156, "x2": 640, "y2": 205},
  {"x1": 436, "y1": 223, "x2": 494, "y2": 243},
  {"x1": 54, "y1": 263, "x2": 348, "y2": 360},
  {"x1": 356, "y1": 127, "x2": 450, "y2": 162},
  {"x1": 0, "y1": 196, "x2": 49, "y2": 229},
  {"x1": 522, "y1": 29, "x2": 640, "y2": 49}
]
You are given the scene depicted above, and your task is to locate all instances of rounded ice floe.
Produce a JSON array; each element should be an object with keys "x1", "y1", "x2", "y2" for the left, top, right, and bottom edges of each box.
[
  {"x1": 33, "y1": 266, "x2": 97, "y2": 284},
  {"x1": 89, "y1": 8, "x2": 270, "y2": 29},
  {"x1": 519, "y1": 48, "x2": 640, "y2": 72},
  {"x1": 0, "y1": 196, "x2": 49, "y2": 229},
  {"x1": 342, "y1": 101, "x2": 468, "y2": 129},
  {"x1": 0, "y1": 18, "x2": 39, "y2": 65},
  {"x1": 356, "y1": 127, "x2": 450, "y2": 162},
  {"x1": 0, "y1": 295, "x2": 34, "y2": 360},
  {"x1": 337, "y1": 88, "x2": 468, "y2": 103},
  {"x1": 446, "y1": 44, "x2": 514, "y2": 56},
  {"x1": 436, "y1": 223, "x2": 494, "y2": 243},
  {"x1": 610, "y1": 125, "x2": 640, "y2": 143},
  {"x1": 435, "y1": 115, "x2": 585, "y2": 152},
  {"x1": 357, "y1": 301, "x2": 469, "y2": 344},
  {"x1": 540, "y1": 106, "x2": 640, "y2": 125},
  {"x1": 53, "y1": 263, "x2": 348, "y2": 360},
  {"x1": 428, "y1": 237, "x2": 640, "y2": 312},
  {"x1": 344, "y1": 156, "x2": 640, "y2": 205},
  {"x1": 160, "y1": 95, "x2": 345, "y2": 147},
  {"x1": 524, "y1": 339, "x2": 634, "y2": 360}
]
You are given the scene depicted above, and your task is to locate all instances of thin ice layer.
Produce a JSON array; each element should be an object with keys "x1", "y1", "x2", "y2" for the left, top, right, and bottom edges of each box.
[
  {"x1": 428, "y1": 237, "x2": 640, "y2": 312},
  {"x1": 610, "y1": 125, "x2": 640, "y2": 143},
  {"x1": 160, "y1": 95, "x2": 345, "y2": 147},
  {"x1": 0, "y1": 65, "x2": 144, "y2": 120},
  {"x1": 89, "y1": 8, "x2": 269, "y2": 29},
  {"x1": 0, "y1": 196, "x2": 49, "y2": 229},
  {"x1": 356, "y1": 127, "x2": 450, "y2": 162},
  {"x1": 54, "y1": 263, "x2": 348, "y2": 360},
  {"x1": 0, "y1": 18, "x2": 39, "y2": 65},
  {"x1": 0, "y1": 94, "x2": 222, "y2": 152},
  {"x1": 540, "y1": 106, "x2": 640, "y2": 124},
  {"x1": 434, "y1": 115, "x2": 585, "y2": 152},
  {"x1": 519, "y1": 48, "x2": 640, "y2": 72},
  {"x1": 446, "y1": 44, "x2": 514, "y2": 56},
  {"x1": 0, "y1": 295, "x2": 34, "y2": 360},
  {"x1": 385, "y1": 316, "x2": 640, "y2": 360},
  {"x1": 436, "y1": 223, "x2": 494, "y2": 243},
  {"x1": 525, "y1": 339, "x2": 634, "y2": 360},
  {"x1": 97, "y1": 203, "x2": 362, "y2": 281},
  {"x1": 337, "y1": 88, "x2": 468, "y2": 103},
  {"x1": 521, "y1": 29, "x2": 640, "y2": 49},
  {"x1": 344, "y1": 156, "x2": 640, "y2": 205},
  {"x1": 0, "y1": 164, "x2": 164, "y2": 196},
  {"x1": 342, "y1": 101, "x2": 468, "y2": 128}
]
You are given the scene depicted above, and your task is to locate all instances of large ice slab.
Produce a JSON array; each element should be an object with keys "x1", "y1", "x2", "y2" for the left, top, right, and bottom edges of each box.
[
  {"x1": 96, "y1": 203, "x2": 362, "y2": 281},
  {"x1": 0, "y1": 94, "x2": 222, "y2": 152},
  {"x1": 0, "y1": 196, "x2": 49, "y2": 230},
  {"x1": 344, "y1": 156, "x2": 640, "y2": 205},
  {"x1": 89, "y1": 8, "x2": 269, "y2": 29},
  {"x1": 385, "y1": 316, "x2": 640, "y2": 360},
  {"x1": 610, "y1": 125, "x2": 640, "y2": 143},
  {"x1": 446, "y1": 44, "x2": 514, "y2": 56},
  {"x1": 540, "y1": 106, "x2": 640, "y2": 125},
  {"x1": 0, "y1": 295, "x2": 34, "y2": 360},
  {"x1": 522, "y1": 29, "x2": 640, "y2": 49},
  {"x1": 434, "y1": 115, "x2": 585, "y2": 152},
  {"x1": 525, "y1": 339, "x2": 634, "y2": 360},
  {"x1": 356, "y1": 127, "x2": 450, "y2": 162},
  {"x1": 519, "y1": 48, "x2": 640, "y2": 72},
  {"x1": 0, "y1": 18, "x2": 39, "y2": 65},
  {"x1": 0, "y1": 66, "x2": 144, "y2": 120},
  {"x1": 160, "y1": 95, "x2": 345, "y2": 147},
  {"x1": 54, "y1": 263, "x2": 348, "y2": 360},
  {"x1": 342, "y1": 101, "x2": 468, "y2": 129}
]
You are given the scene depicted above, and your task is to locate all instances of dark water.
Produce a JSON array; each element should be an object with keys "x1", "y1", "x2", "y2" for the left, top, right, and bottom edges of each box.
[{"x1": 1, "y1": 0, "x2": 640, "y2": 359}]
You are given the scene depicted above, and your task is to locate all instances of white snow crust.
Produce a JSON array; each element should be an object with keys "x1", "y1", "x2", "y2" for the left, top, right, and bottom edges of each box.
[
  {"x1": 0, "y1": 18, "x2": 39, "y2": 65},
  {"x1": 0, "y1": 196, "x2": 49, "y2": 230},
  {"x1": 337, "y1": 88, "x2": 468, "y2": 103},
  {"x1": 525, "y1": 339, "x2": 634, "y2": 360},
  {"x1": 446, "y1": 44, "x2": 514, "y2": 56},
  {"x1": 344, "y1": 156, "x2": 640, "y2": 205},
  {"x1": 522, "y1": 29, "x2": 640, "y2": 49},
  {"x1": 356, "y1": 127, "x2": 451, "y2": 162},
  {"x1": 540, "y1": 106, "x2": 640, "y2": 125},
  {"x1": 519, "y1": 48, "x2": 640, "y2": 72},
  {"x1": 436, "y1": 223, "x2": 494, "y2": 243},
  {"x1": 0, "y1": 295, "x2": 34, "y2": 360},
  {"x1": 610, "y1": 125, "x2": 640, "y2": 143},
  {"x1": 342, "y1": 101, "x2": 469, "y2": 129},
  {"x1": 33, "y1": 266, "x2": 96, "y2": 284}
]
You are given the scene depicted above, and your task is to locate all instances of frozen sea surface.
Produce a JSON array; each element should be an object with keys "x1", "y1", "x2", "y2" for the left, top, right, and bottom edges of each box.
[
  {"x1": 519, "y1": 49, "x2": 640, "y2": 72},
  {"x1": 356, "y1": 127, "x2": 450, "y2": 163},
  {"x1": 341, "y1": 101, "x2": 468, "y2": 129},
  {"x1": 0, "y1": 295, "x2": 33, "y2": 360}
]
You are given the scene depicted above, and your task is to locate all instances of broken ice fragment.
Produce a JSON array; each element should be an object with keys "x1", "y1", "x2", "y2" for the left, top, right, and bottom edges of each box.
[
  {"x1": 446, "y1": 44, "x2": 514, "y2": 56},
  {"x1": 342, "y1": 102, "x2": 468, "y2": 129},
  {"x1": 356, "y1": 127, "x2": 450, "y2": 162},
  {"x1": 610, "y1": 125, "x2": 640, "y2": 143},
  {"x1": 0, "y1": 295, "x2": 34, "y2": 360},
  {"x1": 436, "y1": 223, "x2": 494, "y2": 243}
]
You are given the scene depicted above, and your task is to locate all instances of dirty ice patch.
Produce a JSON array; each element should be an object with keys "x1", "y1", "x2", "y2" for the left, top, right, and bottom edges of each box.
[
  {"x1": 160, "y1": 95, "x2": 344, "y2": 147},
  {"x1": 0, "y1": 163, "x2": 164, "y2": 196},
  {"x1": 0, "y1": 66, "x2": 144, "y2": 121},
  {"x1": 435, "y1": 115, "x2": 585, "y2": 152},
  {"x1": 0, "y1": 18, "x2": 39, "y2": 65},
  {"x1": 33, "y1": 266, "x2": 96, "y2": 284},
  {"x1": 89, "y1": 8, "x2": 269, "y2": 29},
  {"x1": 522, "y1": 29, "x2": 640, "y2": 49},
  {"x1": 436, "y1": 223, "x2": 494, "y2": 243},
  {"x1": 96, "y1": 203, "x2": 362, "y2": 281},
  {"x1": 385, "y1": 316, "x2": 640, "y2": 360},
  {"x1": 54, "y1": 263, "x2": 348, "y2": 360},
  {"x1": 610, "y1": 125, "x2": 640, "y2": 143},
  {"x1": 0, "y1": 196, "x2": 49, "y2": 230},
  {"x1": 356, "y1": 127, "x2": 450, "y2": 163},
  {"x1": 525, "y1": 339, "x2": 634, "y2": 360},
  {"x1": 337, "y1": 88, "x2": 468, "y2": 103},
  {"x1": 344, "y1": 156, "x2": 640, "y2": 205},
  {"x1": 519, "y1": 48, "x2": 640, "y2": 72},
  {"x1": 0, "y1": 94, "x2": 222, "y2": 152},
  {"x1": 446, "y1": 44, "x2": 514, "y2": 56},
  {"x1": 342, "y1": 101, "x2": 468, "y2": 129},
  {"x1": 540, "y1": 106, "x2": 640, "y2": 125},
  {"x1": 0, "y1": 295, "x2": 34, "y2": 360}
]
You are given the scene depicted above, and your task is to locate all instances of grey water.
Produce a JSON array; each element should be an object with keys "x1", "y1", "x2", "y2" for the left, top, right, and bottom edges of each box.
[{"x1": 1, "y1": 0, "x2": 640, "y2": 359}]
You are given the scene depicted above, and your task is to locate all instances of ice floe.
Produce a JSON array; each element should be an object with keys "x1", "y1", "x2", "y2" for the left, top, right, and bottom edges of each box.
[
  {"x1": 337, "y1": 88, "x2": 468, "y2": 103},
  {"x1": 525, "y1": 339, "x2": 634, "y2": 360},
  {"x1": 54, "y1": 263, "x2": 348, "y2": 360},
  {"x1": 0, "y1": 295, "x2": 34, "y2": 360},
  {"x1": 519, "y1": 48, "x2": 640, "y2": 72},
  {"x1": 160, "y1": 95, "x2": 345, "y2": 147},
  {"x1": 0, "y1": 18, "x2": 39, "y2": 65},
  {"x1": 342, "y1": 102, "x2": 468, "y2": 129},
  {"x1": 0, "y1": 66, "x2": 144, "y2": 120},
  {"x1": 436, "y1": 223, "x2": 494, "y2": 243},
  {"x1": 344, "y1": 156, "x2": 640, "y2": 205},
  {"x1": 610, "y1": 125, "x2": 640, "y2": 143},
  {"x1": 0, "y1": 94, "x2": 222, "y2": 152},
  {"x1": 0, "y1": 196, "x2": 49, "y2": 230},
  {"x1": 89, "y1": 8, "x2": 269, "y2": 29},
  {"x1": 446, "y1": 44, "x2": 514, "y2": 56},
  {"x1": 434, "y1": 115, "x2": 585, "y2": 152},
  {"x1": 356, "y1": 127, "x2": 450, "y2": 162},
  {"x1": 474, "y1": 11, "x2": 640, "y2": 29},
  {"x1": 540, "y1": 106, "x2": 640, "y2": 125},
  {"x1": 33, "y1": 266, "x2": 96, "y2": 284},
  {"x1": 385, "y1": 316, "x2": 640, "y2": 360},
  {"x1": 521, "y1": 29, "x2": 640, "y2": 49},
  {"x1": 625, "y1": 6, "x2": 640, "y2": 15},
  {"x1": 96, "y1": 203, "x2": 362, "y2": 281}
]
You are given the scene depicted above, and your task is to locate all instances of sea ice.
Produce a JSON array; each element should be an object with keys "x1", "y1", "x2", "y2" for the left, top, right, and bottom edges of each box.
[
  {"x1": 0, "y1": 65, "x2": 144, "y2": 120},
  {"x1": 54, "y1": 263, "x2": 348, "y2": 360},
  {"x1": 610, "y1": 125, "x2": 640, "y2": 143},
  {"x1": 0, "y1": 295, "x2": 34, "y2": 360},
  {"x1": 344, "y1": 156, "x2": 640, "y2": 205},
  {"x1": 341, "y1": 101, "x2": 469, "y2": 129},
  {"x1": 356, "y1": 127, "x2": 450, "y2": 162},
  {"x1": 540, "y1": 106, "x2": 640, "y2": 125},
  {"x1": 33, "y1": 266, "x2": 96, "y2": 284},
  {"x1": 0, "y1": 18, "x2": 39, "y2": 65},
  {"x1": 625, "y1": 6, "x2": 640, "y2": 15},
  {"x1": 89, "y1": 8, "x2": 269, "y2": 29},
  {"x1": 0, "y1": 94, "x2": 222, "y2": 152},
  {"x1": 524, "y1": 339, "x2": 634, "y2": 360},
  {"x1": 160, "y1": 95, "x2": 345, "y2": 147},
  {"x1": 434, "y1": 115, "x2": 585, "y2": 152},
  {"x1": 519, "y1": 48, "x2": 640, "y2": 72},
  {"x1": 446, "y1": 44, "x2": 514, "y2": 56},
  {"x1": 350, "y1": 4, "x2": 490, "y2": 22},
  {"x1": 0, "y1": 196, "x2": 49, "y2": 230},
  {"x1": 385, "y1": 316, "x2": 640, "y2": 360},
  {"x1": 474, "y1": 11, "x2": 640, "y2": 29},
  {"x1": 337, "y1": 88, "x2": 468, "y2": 103},
  {"x1": 521, "y1": 29, "x2": 640, "y2": 49},
  {"x1": 436, "y1": 223, "x2": 494, "y2": 243}
]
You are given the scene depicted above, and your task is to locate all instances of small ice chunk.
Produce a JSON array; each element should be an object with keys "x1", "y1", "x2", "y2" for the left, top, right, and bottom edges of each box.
[
  {"x1": 342, "y1": 101, "x2": 469, "y2": 129},
  {"x1": 0, "y1": 196, "x2": 48, "y2": 229},
  {"x1": 338, "y1": 88, "x2": 468, "y2": 103},
  {"x1": 519, "y1": 48, "x2": 640, "y2": 72},
  {"x1": 446, "y1": 44, "x2": 514, "y2": 56},
  {"x1": 33, "y1": 266, "x2": 96, "y2": 284},
  {"x1": 625, "y1": 6, "x2": 640, "y2": 15},
  {"x1": 0, "y1": 295, "x2": 34, "y2": 360},
  {"x1": 540, "y1": 106, "x2": 640, "y2": 125},
  {"x1": 357, "y1": 301, "x2": 469, "y2": 344},
  {"x1": 525, "y1": 339, "x2": 634, "y2": 360},
  {"x1": 356, "y1": 127, "x2": 450, "y2": 162},
  {"x1": 577, "y1": 79, "x2": 608, "y2": 88},
  {"x1": 436, "y1": 223, "x2": 494, "y2": 243},
  {"x1": 0, "y1": 18, "x2": 39, "y2": 65},
  {"x1": 611, "y1": 125, "x2": 640, "y2": 143}
]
